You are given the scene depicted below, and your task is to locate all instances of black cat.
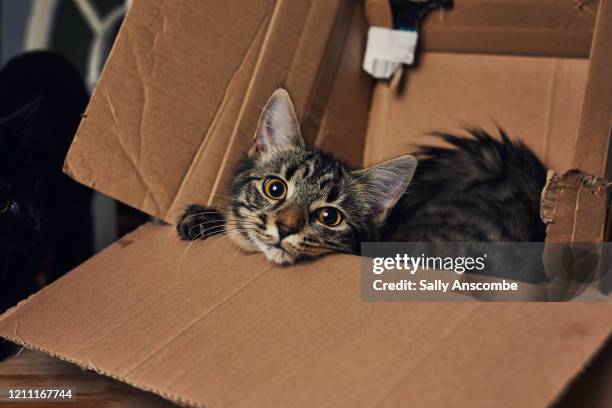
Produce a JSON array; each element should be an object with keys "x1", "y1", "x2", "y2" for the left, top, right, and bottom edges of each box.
[{"x1": 0, "y1": 52, "x2": 93, "y2": 359}]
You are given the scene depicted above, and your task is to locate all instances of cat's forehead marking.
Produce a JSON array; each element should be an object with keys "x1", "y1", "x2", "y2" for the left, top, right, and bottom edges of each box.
[
  {"x1": 303, "y1": 161, "x2": 315, "y2": 179},
  {"x1": 326, "y1": 185, "x2": 340, "y2": 203},
  {"x1": 284, "y1": 162, "x2": 300, "y2": 180},
  {"x1": 318, "y1": 175, "x2": 336, "y2": 190}
]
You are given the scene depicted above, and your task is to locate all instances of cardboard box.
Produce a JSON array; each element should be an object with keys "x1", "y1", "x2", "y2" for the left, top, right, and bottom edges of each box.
[{"x1": 1, "y1": 0, "x2": 611, "y2": 406}]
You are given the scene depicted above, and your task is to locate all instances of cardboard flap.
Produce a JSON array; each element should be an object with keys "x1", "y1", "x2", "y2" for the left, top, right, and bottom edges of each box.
[
  {"x1": 573, "y1": 0, "x2": 612, "y2": 177},
  {"x1": 64, "y1": 0, "x2": 602, "y2": 225},
  {"x1": 363, "y1": 0, "x2": 597, "y2": 58},
  {"x1": 419, "y1": 0, "x2": 598, "y2": 58},
  {"x1": 364, "y1": 0, "x2": 392, "y2": 28},
  {"x1": 1, "y1": 223, "x2": 611, "y2": 407},
  {"x1": 65, "y1": 0, "x2": 360, "y2": 223},
  {"x1": 364, "y1": 52, "x2": 589, "y2": 171}
]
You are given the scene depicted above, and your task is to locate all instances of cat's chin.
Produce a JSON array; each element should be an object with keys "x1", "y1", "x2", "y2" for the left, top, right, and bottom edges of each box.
[{"x1": 262, "y1": 246, "x2": 296, "y2": 265}]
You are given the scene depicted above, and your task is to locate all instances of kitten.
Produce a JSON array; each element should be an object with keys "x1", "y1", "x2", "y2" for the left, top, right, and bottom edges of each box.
[
  {"x1": 178, "y1": 89, "x2": 416, "y2": 263},
  {"x1": 178, "y1": 89, "x2": 546, "y2": 266}
]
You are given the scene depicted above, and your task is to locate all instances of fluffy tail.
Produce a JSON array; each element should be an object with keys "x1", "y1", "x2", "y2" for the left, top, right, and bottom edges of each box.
[
  {"x1": 417, "y1": 128, "x2": 545, "y2": 191},
  {"x1": 388, "y1": 128, "x2": 548, "y2": 242}
]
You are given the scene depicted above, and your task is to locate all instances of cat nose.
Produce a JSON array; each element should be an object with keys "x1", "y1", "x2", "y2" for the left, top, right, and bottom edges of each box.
[
  {"x1": 276, "y1": 221, "x2": 297, "y2": 240},
  {"x1": 275, "y1": 207, "x2": 305, "y2": 240}
]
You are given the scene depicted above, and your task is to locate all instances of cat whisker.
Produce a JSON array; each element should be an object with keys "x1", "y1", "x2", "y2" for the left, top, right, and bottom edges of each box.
[
  {"x1": 208, "y1": 227, "x2": 258, "y2": 249},
  {"x1": 187, "y1": 223, "x2": 225, "y2": 238},
  {"x1": 170, "y1": 211, "x2": 227, "y2": 240},
  {"x1": 175, "y1": 211, "x2": 226, "y2": 226},
  {"x1": 186, "y1": 221, "x2": 261, "y2": 240},
  {"x1": 163, "y1": 212, "x2": 227, "y2": 243},
  {"x1": 227, "y1": 233, "x2": 261, "y2": 266},
  {"x1": 178, "y1": 226, "x2": 260, "y2": 266},
  {"x1": 184, "y1": 218, "x2": 254, "y2": 234}
]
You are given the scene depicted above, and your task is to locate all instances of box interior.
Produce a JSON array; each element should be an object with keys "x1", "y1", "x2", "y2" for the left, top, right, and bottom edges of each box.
[
  {"x1": 365, "y1": 53, "x2": 589, "y2": 172},
  {"x1": 62, "y1": 0, "x2": 603, "y2": 224},
  {"x1": 2, "y1": 1, "x2": 611, "y2": 407}
]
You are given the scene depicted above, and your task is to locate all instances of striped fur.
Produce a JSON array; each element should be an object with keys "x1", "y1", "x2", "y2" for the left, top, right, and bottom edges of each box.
[
  {"x1": 383, "y1": 129, "x2": 547, "y2": 242},
  {"x1": 178, "y1": 89, "x2": 547, "y2": 266}
]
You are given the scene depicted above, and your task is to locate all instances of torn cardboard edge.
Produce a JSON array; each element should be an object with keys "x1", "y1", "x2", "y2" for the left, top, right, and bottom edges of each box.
[
  {"x1": 541, "y1": 169, "x2": 612, "y2": 242},
  {"x1": 1, "y1": 223, "x2": 611, "y2": 408},
  {"x1": 540, "y1": 168, "x2": 612, "y2": 224},
  {"x1": 0, "y1": 335, "x2": 199, "y2": 408},
  {"x1": 0, "y1": 225, "x2": 201, "y2": 408}
]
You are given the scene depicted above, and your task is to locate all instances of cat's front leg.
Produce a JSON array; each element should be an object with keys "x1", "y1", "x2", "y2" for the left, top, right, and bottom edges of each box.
[{"x1": 176, "y1": 204, "x2": 225, "y2": 241}]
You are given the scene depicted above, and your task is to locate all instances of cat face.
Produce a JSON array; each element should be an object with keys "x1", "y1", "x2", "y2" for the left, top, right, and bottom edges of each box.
[
  {"x1": 0, "y1": 181, "x2": 43, "y2": 250},
  {"x1": 226, "y1": 89, "x2": 417, "y2": 264},
  {"x1": 0, "y1": 101, "x2": 45, "y2": 250}
]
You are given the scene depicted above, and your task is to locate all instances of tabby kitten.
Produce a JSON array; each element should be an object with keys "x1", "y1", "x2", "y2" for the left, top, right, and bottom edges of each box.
[{"x1": 178, "y1": 89, "x2": 546, "y2": 265}]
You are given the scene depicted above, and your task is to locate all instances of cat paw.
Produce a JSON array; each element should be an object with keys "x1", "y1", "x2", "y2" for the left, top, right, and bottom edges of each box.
[{"x1": 176, "y1": 205, "x2": 224, "y2": 241}]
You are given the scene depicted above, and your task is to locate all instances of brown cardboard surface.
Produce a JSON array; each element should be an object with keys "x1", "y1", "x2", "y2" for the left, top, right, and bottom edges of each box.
[
  {"x1": 64, "y1": 0, "x2": 600, "y2": 226},
  {"x1": 7, "y1": 0, "x2": 612, "y2": 406},
  {"x1": 302, "y1": 0, "x2": 372, "y2": 169},
  {"x1": 364, "y1": 0, "x2": 597, "y2": 58},
  {"x1": 65, "y1": 0, "x2": 353, "y2": 223},
  {"x1": 543, "y1": 170, "x2": 611, "y2": 243},
  {"x1": 364, "y1": 0, "x2": 392, "y2": 28},
  {"x1": 0, "y1": 349, "x2": 174, "y2": 407},
  {"x1": 419, "y1": 0, "x2": 598, "y2": 58},
  {"x1": 1, "y1": 223, "x2": 611, "y2": 408},
  {"x1": 364, "y1": 52, "x2": 589, "y2": 172},
  {"x1": 573, "y1": 0, "x2": 612, "y2": 177}
]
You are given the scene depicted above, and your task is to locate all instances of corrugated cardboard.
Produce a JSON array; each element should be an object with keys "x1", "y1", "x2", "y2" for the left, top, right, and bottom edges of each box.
[
  {"x1": 64, "y1": 0, "x2": 364, "y2": 223},
  {"x1": 573, "y1": 0, "x2": 612, "y2": 176},
  {"x1": 365, "y1": 0, "x2": 598, "y2": 58},
  {"x1": 363, "y1": 53, "x2": 589, "y2": 171},
  {"x1": 1, "y1": 223, "x2": 611, "y2": 407},
  {"x1": 2, "y1": 0, "x2": 612, "y2": 407},
  {"x1": 542, "y1": 170, "x2": 609, "y2": 243}
]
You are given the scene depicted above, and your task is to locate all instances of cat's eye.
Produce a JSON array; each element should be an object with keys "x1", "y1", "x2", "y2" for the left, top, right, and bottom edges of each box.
[
  {"x1": 0, "y1": 199, "x2": 12, "y2": 214},
  {"x1": 316, "y1": 207, "x2": 343, "y2": 227},
  {"x1": 262, "y1": 177, "x2": 287, "y2": 200}
]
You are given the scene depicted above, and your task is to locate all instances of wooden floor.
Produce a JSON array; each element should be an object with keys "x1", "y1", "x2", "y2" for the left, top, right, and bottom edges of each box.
[{"x1": 0, "y1": 349, "x2": 176, "y2": 408}]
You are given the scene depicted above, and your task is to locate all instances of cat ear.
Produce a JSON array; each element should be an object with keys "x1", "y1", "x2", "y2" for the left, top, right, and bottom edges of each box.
[
  {"x1": 0, "y1": 97, "x2": 42, "y2": 151},
  {"x1": 353, "y1": 155, "x2": 417, "y2": 215},
  {"x1": 250, "y1": 89, "x2": 304, "y2": 156},
  {"x1": 0, "y1": 96, "x2": 42, "y2": 128}
]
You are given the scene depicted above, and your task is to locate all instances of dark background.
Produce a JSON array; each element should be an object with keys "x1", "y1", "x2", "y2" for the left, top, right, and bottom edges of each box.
[{"x1": 1, "y1": 0, "x2": 147, "y2": 254}]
